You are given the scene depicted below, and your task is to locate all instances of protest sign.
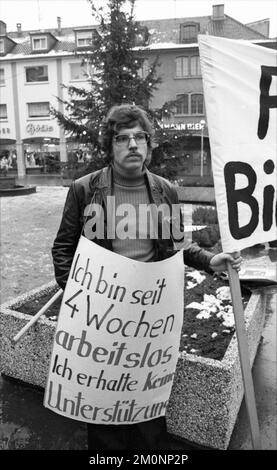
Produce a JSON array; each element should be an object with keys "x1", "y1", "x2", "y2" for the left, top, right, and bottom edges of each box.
[
  {"x1": 198, "y1": 35, "x2": 277, "y2": 449},
  {"x1": 44, "y1": 236, "x2": 184, "y2": 424},
  {"x1": 198, "y1": 35, "x2": 277, "y2": 252}
]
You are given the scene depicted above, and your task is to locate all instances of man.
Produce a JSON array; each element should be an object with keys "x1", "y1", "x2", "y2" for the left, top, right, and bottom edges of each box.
[{"x1": 52, "y1": 104, "x2": 241, "y2": 450}]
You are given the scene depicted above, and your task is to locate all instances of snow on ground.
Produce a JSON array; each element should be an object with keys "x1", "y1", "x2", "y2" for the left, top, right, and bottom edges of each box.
[{"x1": 1, "y1": 186, "x2": 68, "y2": 303}]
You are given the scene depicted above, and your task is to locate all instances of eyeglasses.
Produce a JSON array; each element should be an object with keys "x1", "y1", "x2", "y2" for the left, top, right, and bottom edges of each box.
[{"x1": 113, "y1": 131, "x2": 149, "y2": 147}]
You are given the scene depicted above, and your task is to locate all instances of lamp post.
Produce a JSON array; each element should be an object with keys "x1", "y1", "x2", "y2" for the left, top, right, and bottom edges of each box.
[{"x1": 200, "y1": 119, "x2": 206, "y2": 177}]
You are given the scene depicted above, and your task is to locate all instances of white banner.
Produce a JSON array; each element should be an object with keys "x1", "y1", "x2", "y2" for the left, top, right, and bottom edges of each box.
[
  {"x1": 199, "y1": 35, "x2": 277, "y2": 252},
  {"x1": 44, "y1": 236, "x2": 184, "y2": 424}
]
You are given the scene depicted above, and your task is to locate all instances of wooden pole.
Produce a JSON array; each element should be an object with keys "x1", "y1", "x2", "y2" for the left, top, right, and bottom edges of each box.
[
  {"x1": 227, "y1": 256, "x2": 262, "y2": 450},
  {"x1": 12, "y1": 288, "x2": 63, "y2": 344}
]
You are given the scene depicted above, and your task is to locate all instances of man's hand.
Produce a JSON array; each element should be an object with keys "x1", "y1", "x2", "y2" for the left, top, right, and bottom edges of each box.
[{"x1": 210, "y1": 252, "x2": 242, "y2": 273}]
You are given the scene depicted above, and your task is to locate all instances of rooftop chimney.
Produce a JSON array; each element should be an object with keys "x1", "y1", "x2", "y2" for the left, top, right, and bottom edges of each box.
[
  {"x1": 212, "y1": 4, "x2": 225, "y2": 20},
  {"x1": 57, "y1": 16, "x2": 61, "y2": 34},
  {"x1": 16, "y1": 23, "x2": 22, "y2": 36},
  {"x1": 0, "y1": 20, "x2": 7, "y2": 35}
]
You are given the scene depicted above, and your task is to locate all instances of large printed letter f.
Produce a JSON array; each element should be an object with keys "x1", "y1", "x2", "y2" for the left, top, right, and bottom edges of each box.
[{"x1": 258, "y1": 65, "x2": 277, "y2": 140}]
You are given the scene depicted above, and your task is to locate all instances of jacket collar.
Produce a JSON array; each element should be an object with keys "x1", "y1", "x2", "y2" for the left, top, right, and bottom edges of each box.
[
  {"x1": 89, "y1": 166, "x2": 112, "y2": 197},
  {"x1": 91, "y1": 164, "x2": 165, "y2": 205}
]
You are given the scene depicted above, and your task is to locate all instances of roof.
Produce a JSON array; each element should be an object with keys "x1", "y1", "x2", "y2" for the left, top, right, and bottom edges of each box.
[
  {"x1": 2, "y1": 36, "x2": 75, "y2": 57},
  {"x1": 0, "y1": 12, "x2": 270, "y2": 60},
  {"x1": 142, "y1": 14, "x2": 268, "y2": 43}
]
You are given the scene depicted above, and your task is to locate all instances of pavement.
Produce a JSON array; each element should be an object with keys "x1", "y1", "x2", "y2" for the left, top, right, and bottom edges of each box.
[
  {"x1": 229, "y1": 287, "x2": 277, "y2": 450},
  {"x1": 0, "y1": 185, "x2": 276, "y2": 451}
]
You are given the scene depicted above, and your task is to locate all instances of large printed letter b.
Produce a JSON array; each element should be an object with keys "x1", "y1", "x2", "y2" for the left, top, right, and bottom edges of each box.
[{"x1": 224, "y1": 162, "x2": 259, "y2": 239}]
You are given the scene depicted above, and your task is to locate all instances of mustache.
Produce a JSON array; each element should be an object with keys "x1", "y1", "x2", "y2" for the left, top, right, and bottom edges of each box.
[{"x1": 127, "y1": 152, "x2": 141, "y2": 157}]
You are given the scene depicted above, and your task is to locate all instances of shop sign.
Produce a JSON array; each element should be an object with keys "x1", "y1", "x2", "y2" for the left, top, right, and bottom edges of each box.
[
  {"x1": 158, "y1": 121, "x2": 204, "y2": 131},
  {"x1": 26, "y1": 123, "x2": 54, "y2": 135},
  {"x1": 0, "y1": 127, "x2": 11, "y2": 135}
]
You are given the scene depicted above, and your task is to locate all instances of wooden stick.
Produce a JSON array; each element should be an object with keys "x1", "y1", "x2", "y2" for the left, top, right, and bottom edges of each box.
[
  {"x1": 227, "y1": 256, "x2": 262, "y2": 450},
  {"x1": 12, "y1": 288, "x2": 63, "y2": 344}
]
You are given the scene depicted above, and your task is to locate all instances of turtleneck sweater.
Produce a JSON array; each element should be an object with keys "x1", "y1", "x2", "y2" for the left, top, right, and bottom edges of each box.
[{"x1": 112, "y1": 166, "x2": 155, "y2": 262}]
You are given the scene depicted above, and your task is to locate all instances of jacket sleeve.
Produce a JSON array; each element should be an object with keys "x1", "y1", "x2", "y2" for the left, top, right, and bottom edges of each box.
[
  {"x1": 168, "y1": 183, "x2": 215, "y2": 273},
  {"x1": 183, "y1": 243, "x2": 214, "y2": 273},
  {"x1": 52, "y1": 182, "x2": 82, "y2": 289}
]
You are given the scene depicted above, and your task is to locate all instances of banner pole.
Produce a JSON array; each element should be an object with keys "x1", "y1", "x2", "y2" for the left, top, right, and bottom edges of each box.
[
  {"x1": 227, "y1": 257, "x2": 262, "y2": 450},
  {"x1": 12, "y1": 288, "x2": 63, "y2": 345}
]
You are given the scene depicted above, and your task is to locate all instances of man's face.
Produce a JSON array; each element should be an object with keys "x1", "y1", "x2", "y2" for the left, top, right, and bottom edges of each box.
[{"x1": 112, "y1": 124, "x2": 149, "y2": 175}]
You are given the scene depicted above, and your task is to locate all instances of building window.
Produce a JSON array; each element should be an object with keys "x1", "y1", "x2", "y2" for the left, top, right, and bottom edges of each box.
[
  {"x1": 190, "y1": 56, "x2": 201, "y2": 76},
  {"x1": 0, "y1": 68, "x2": 5, "y2": 85},
  {"x1": 138, "y1": 58, "x2": 149, "y2": 78},
  {"x1": 76, "y1": 31, "x2": 93, "y2": 47},
  {"x1": 0, "y1": 104, "x2": 7, "y2": 119},
  {"x1": 32, "y1": 36, "x2": 47, "y2": 50},
  {"x1": 28, "y1": 102, "x2": 50, "y2": 118},
  {"x1": 134, "y1": 27, "x2": 149, "y2": 46},
  {"x1": 176, "y1": 94, "x2": 189, "y2": 115},
  {"x1": 180, "y1": 23, "x2": 199, "y2": 43},
  {"x1": 191, "y1": 94, "x2": 204, "y2": 114},
  {"x1": 175, "y1": 57, "x2": 189, "y2": 78},
  {"x1": 175, "y1": 93, "x2": 204, "y2": 115},
  {"x1": 70, "y1": 63, "x2": 84, "y2": 80},
  {"x1": 25, "y1": 65, "x2": 48, "y2": 82},
  {"x1": 176, "y1": 55, "x2": 201, "y2": 77},
  {"x1": 70, "y1": 61, "x2": 93, "y2": 80},
  {"x1": 0, "y1": 39, "x2": 4, "y2": 53}
]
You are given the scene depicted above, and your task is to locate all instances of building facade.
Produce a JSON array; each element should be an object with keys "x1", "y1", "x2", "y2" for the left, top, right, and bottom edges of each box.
[
  {"x1": 0, "y1": 20, "x2": 96, "y2": 177},
  {"x1": 138, "y1": 4, "x2": 275, "y2": 179},
  {"x1": 0, "y1": 4, "x2": 275, "y2": 178}
]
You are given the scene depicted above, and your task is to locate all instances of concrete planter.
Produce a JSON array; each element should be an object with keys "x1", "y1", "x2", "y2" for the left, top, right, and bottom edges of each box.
[
  {"x1": 0, "y1": 176, "x2": 16, "y2": 189},
  {"x1": 0, "y1": 282, "x2": 265, "y2": 449},
  {"x1": 176, "y1": 186, "x2": 215, "y2": 204},
  {"x1": 0, "y1": 281, "x2": 58, "y2": 388},
  {"x1": 26, "y1": 167, "x2": 43, "y2": 175},
  {"x1": 166, "y1": 290, "x2": 266, "y2": 449}
]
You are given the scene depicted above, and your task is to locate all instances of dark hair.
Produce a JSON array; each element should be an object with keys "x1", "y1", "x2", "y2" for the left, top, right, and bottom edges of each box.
[{"x1": 99, "y1": 104, "x2": 155, "y2": 161}]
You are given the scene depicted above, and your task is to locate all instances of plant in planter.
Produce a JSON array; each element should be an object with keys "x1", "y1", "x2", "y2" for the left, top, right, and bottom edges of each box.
[{"x1": 191, "y1": 206, "x2": 221, "y2": 249}]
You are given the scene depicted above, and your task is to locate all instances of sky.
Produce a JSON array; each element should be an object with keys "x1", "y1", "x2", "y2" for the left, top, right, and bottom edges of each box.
[{"x1": 1, "y1": 0, "x2": 277, "y2": 38}]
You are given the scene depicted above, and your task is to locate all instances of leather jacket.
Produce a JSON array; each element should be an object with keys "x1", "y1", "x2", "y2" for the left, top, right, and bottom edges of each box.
[{"x1": 52, "y1": 165, "x2": 214, "y2": 289}]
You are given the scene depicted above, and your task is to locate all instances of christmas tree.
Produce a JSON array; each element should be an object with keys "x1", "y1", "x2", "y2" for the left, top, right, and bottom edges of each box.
[{"x1": 52, "y1": 0, "x2": 177, "y2": 176}]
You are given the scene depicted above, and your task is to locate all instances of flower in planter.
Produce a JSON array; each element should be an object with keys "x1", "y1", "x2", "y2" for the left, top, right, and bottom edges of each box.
[
  {"x1": 180, "y1": 272, "x2": 248, "y2": 360},
  {"x1": 186, "y1": 271, "x2": 206, "y2": 290}
]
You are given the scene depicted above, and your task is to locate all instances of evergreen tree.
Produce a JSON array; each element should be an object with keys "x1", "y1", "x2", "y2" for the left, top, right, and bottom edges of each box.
[{"x1": 52, "y1": 0, "x2": 164, "y2": 173}]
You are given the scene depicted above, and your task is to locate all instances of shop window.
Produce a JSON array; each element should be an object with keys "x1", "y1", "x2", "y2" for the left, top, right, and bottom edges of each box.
[
  {"x1": 191, "y1": 94, "x2": 204, "y2": 114},
  {"x1": 180, "y1": 23, "x2": 199, "y2": 43},
  {"x1": 32, "y1": 36, "x2": 47, "y2": 50},
  {"x1": 27, "y1": 102, "x2": 50, "y2": 118},
  {"x1": 0, "y1": 39, "x2": 4, "y2": 53},
  {"x1": 25, "y1": 65, "x2": 48, "y2": 82},
  {"x1": 176, "y1": 94, "x2": 189, "y2": 115},
  {"x1": 190, "y1": 56, "x2": 201, "y2": 76},
  {"x1": 175, "y1": 57, "x2": 189, "y2": 78},
  {"x1": 0, "y1": 104, "x2": 7, "y2": 119},
  {"x1": 0, "y1": 68, "x2": 5, "y2": 85}
]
